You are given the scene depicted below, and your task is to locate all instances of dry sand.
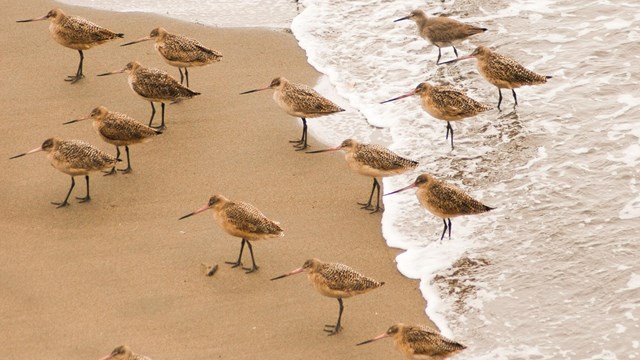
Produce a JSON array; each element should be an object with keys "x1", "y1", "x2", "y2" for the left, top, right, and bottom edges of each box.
[{"x1": 1, "y1": 0, "x2": 431, "y2": 358}]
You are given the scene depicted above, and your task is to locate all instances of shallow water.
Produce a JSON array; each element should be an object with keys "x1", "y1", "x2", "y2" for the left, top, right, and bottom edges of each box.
[{"x1": 59, "y1": 0, "x2": 640, "y2": 357}]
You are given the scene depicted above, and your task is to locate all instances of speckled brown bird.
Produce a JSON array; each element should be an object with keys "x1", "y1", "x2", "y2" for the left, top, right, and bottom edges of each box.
[
  {"x1": 179, "y1": 194, "x2": 284, "y2": 274},
  {"x1": 240, "y1": 77, "x2": 345, "y2": 150},
  {"x1": 357, "y1": 323, "x2": 466, "y2": 359},
  {"x1": 98, "y1": 61, "x2": 200, "y2": 129},
  {"x1": 271, "y1": 258, "x2": 384, "y2": 335},
  {"x1": 440, "y1": 46, "x2": 552, "y2": 110},
  {"x1": 385, "y1": 173, "x2": 494, "y2": 240},
  {"x1": 394, "y1": 9, "x2": 486, "y2": 64},
  {"x1": 9, "y1": 138, "x2": 119, "y2": 208},
  {"x1": 381, "y1": 82, "x2": 491, "y2": 149},
  {"x1": 99, "y1": 345, "x2": 151, "y2": 360},
  {"x1": 17, "y1": 8, "x2": 124, "y2": 83},
  {"x1": 64, "y1": 106, "x2": 162, "y2": 174},
  {"x1": 307, "y1": 139, "x2": 418, "y2": 213},
  {"x1": 121, "y1": 27, "x2": 222, "y2": 88}
]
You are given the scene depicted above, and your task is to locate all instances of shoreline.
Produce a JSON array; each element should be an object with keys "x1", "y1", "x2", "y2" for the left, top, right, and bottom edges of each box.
[{"x1": 1, "y1": 0, "x2": 432, "y2": 358}]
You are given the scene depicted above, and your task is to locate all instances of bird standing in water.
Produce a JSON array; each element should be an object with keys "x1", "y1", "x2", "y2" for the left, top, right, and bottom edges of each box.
[
  {"x1": 240, "y1": 77, "x2": 345, "y2": 150},
  {"x1": 17, "y1": 8, "x2": 124, "y2": 83}
]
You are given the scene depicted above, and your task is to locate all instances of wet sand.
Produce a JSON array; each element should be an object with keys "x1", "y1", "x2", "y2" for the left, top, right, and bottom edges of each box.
[{"x1": 0, "y1": 0, "x2": 431, "y2": 358}]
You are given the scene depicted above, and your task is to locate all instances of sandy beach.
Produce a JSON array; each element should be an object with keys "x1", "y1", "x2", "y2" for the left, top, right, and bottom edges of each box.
[{"x1": 0, "y1": 0, "x2": 430, "y2": 358}]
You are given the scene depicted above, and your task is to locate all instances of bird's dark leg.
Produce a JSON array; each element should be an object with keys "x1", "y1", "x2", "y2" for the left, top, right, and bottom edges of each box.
[
  {"x1": 148, "y1": 102, "x2": 156, "y2": 127},
  {"x1": 436, "y1": 47, "x2": 442, "y2": 65},
  {"x1": 497, "y1": 89, "x2": 503, "y2": 111},
  {"x1": 358, "y1": 178, "x2": 378, "y2": 211},
  {"x1": 185, "y1": 67, "x2": 190, "y2": 88},
  {"x1": 447, "y1": 218, "x2": 452, "y2": 239},
  {"x1": 446, "y1": 121, "x2": 454, "y2": 150},
  {"x1": 52, "y1": 176, "x2": 75, "y2": 208},
  {"x1": 241, "y1": 240, "x2": 259, "y2": 273},
  {"x1": 291, "y1": 118, "x2": 309, "y2": 150},
  {"x1": 372, "y1": 178, "x2": 383, "y2": 213},
  {"x1": 150, "y1": 102, "x2": 166, "y2": 130},
  {"x1": 76, "y1": 175, "x2": 91, "y2": 203},
  {"x1": 118, "y1": 145, "x2": 132, "y2": 173},
  {"x1": 65, "y1": 50, "x2": 85, "y2": 84},
  {"x1": 453, "y1": 45, "x2": 459, "y2": 58},
  {"x1": 440, "y1": 218, "x2": 448, "y2": 241},
  {"x1": 511, "y1": 89, "x2": 518, "y2": 108},
  {"x1": 179, "y1": 67, "x2": 184, "y2": 85},
  {"x1": 226, "y1": 238, "x2": 246, "y2": 268},
  {"x1": 324, "y1": 298, "x2": 344, "y2": 335},
  {"x1": 104, "y1": 146, "x2": 120, "y2": 176}
]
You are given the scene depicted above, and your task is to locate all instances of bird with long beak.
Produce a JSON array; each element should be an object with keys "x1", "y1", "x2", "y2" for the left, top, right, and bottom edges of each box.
[
  {"x1": 439, "y1": 46, "x2": 552, "y2": 110},
  {"x1": 121, "y1": 27, "x2": 222, "y2": 88},
  {"x1": 394, "y1": 9, "x2": 486, "y2": 64},
  {"x1": 179, "y1": 195, "x2": 284, "y2": 274},
  {"x1": 357, "y1": 323, "x2": 466, "y2": 359},
  {"x1": 307, "y1": 139, "x2": 418, "y2": 213},
  {"x1": 385, "y1": 173, "x2": 494, "y2": 240},
  {"x1": 381, "y1": 82, "x2": 490, "y2": 150},
  {"x1": 97, "y1": 61, "x2": 200, "y2": 129},
  {"x1": 271, "y1": 258, "x2": 384, "y2": 335},
  {"x1": 9, "y1": 138, "x2": 119, "y2": 207},
  {"x1": 240, "y1": 77, "x2": 345, "y2": 150},
  {"x1": 17, "y1": 8, "x2": 124, "y2": 83},
  {"x1": 64, "y1": 106, "x2": 162, "y2": 175},
  {"x1": 98, "y1": 345, "x2": 151, "y2": 360}
]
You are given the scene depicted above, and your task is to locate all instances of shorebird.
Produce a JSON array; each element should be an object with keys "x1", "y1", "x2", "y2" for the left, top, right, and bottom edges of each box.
[
  {"x1": 381, "y1": 82, "x2": 491, "y2": 149},
  {"x1": 307, "y1": 139, "x2": 418, "y2": 213},
  {"x1": 440, "y1": 46, "x2": 552, "y2": 110},
  {"x1": 271, "y1": 258, "x2": 384, "y2": 335},
  {"x1": 121, "y1": 27, "x2": 222, "y2": 88},
  {"x1": 357, "y1": 323, "x2": 466, "y2": 359},
  {"x1": 99, "y1": 345, "x2": 151, "y2": 360},
  {"x1": 17, "y1": 8, "x2": 124, "y2": 83},
  {"x1": 179, "y1": 194, "x2": 284, "y2": 274},
  {"x1": 63, "y1": 106, "x2": 162, "y2": 174},
  {"x1": 9, "y1": 138, "x2": 119, "y2": 208},
  {"x1": 394, "y1": 9, "x2": 486, "y2": 64},
  {"x1": 385, "y1": 173, "x2": 494, "y2": 240},
  {"x1": 240, "y1": 77, "x2": 345, "y2": 150},
  {"x1": 97, "y1": 61, "x2": 200, "y2": 129}
]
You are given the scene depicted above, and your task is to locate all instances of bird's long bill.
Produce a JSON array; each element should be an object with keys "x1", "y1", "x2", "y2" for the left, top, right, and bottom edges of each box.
[
  {"x1": 97, "y1": 68, "x2": 126, "y2": 77},
  {"x1": 270, "y1": 267, "x2": 305, "y2": 281},
  {"x1": 380, "y1": 91, "x2": 416, "y2": 104},
  {"x1": 438, "y1": 55, "x2": 475, "y2": 65},
  {"x1": 306, "y1": 146, "x2": 340, "y2": 154},
  {"x1": 384, "y1": 182, "x2": 417, "y2": 196},
  {"x1": 16, "y1": 14, "x2": 49, "y2": 22},
  {"x1": 98, "y1": 354, "x2": 114, "y2": 360},
  {"x1": 356, "y1": 333, "x2": 389, "y2": 346},
  {"x1": 393, "y1": 16, "x2": 410, "y2": 22},
  {"x1": 121, "y1": 36, "x2": 153, "y2": 46},
  {"x1": 239, "y1": 87, "x2": 270, "y2": 95},
  {"x1": 63, "y1": 115, "x2": 91, "y2": 125},
  {"x1": 9, "y1": 146, "x2": 42, "y2": 159},
  {"x1": 178, "y1": 204, "x2": 211, "y2": 220}
]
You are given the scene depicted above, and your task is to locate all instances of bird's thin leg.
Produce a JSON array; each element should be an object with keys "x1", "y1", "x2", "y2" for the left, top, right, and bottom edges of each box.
[
  {"x1": 241, "y1": 240, "x2": 259, "y2": 273},
  {"x1": 179, "y1": 67, "x2": 184, "y2": 85},
  {"x1": 148, "y1": 102, "x2": 156, "y2": 127},
  {"x1": 453, "y1": 45, "x2": 459, "y2": 58},
  {"x1": 447, "y1": 218, "x2": 452, "y2": 239},
  {"x1": 497, "y1": 89, "x2": 503, "y2": 111},
  {"x1": 511, "y1": 89, "x2": 518, "y2": 108},
  {"x1": 440, "y1": 218, "x2": 448, "y2": 241},
  {"x1": 104, "y1": 146, "x2": 120, "y2": 176},
  {"x1": 76, "y1": 175, "x2": 91, "y2": 203},
  {"x1": 358, "y1": 178, "x2": 377, "y2": 210},
  {"x1": 52, "y1": 176, "x2": 75, "y2": 208},
  {"x1": 324, "y1": 298, "x2": 344, "y2": 335},
  {"x1": 446, "y1": 121, "x2": 454, "y2": 150},
  {"x1": 372, "y1": 178, "x2": 383, "y2": 213},
  {"x1": 291, "y1": 118, "x2": 309, "y2": 150},
  {"x1": 160, "y1": 102, "x2": 166, "y2": 129},
  {"x1": 225, "y1": 238, "x2": 246, "y2": 268},
  {"x1": 118, "y1": 145, "x2": 132, "y2": 173},
  {"x1": 65, "y1": 50, "x2": 84, "y2": 83},
  {"x1": 436, "y1": 47, "x2": 442, "y2": 65},
  {"x1": 185, "y1": 67, "x2": 190, "y2": 88}
]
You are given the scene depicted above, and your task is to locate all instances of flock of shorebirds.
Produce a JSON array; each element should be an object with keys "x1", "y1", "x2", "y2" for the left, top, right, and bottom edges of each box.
[{"x1": 10, "y1": 5, "x2": 552, "y2": 360}]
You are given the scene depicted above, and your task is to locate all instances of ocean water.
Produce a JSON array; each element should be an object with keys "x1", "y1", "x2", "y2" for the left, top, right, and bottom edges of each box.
[{"x1": 59, "y1": 0, "x2": 640, "y2": 357}]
